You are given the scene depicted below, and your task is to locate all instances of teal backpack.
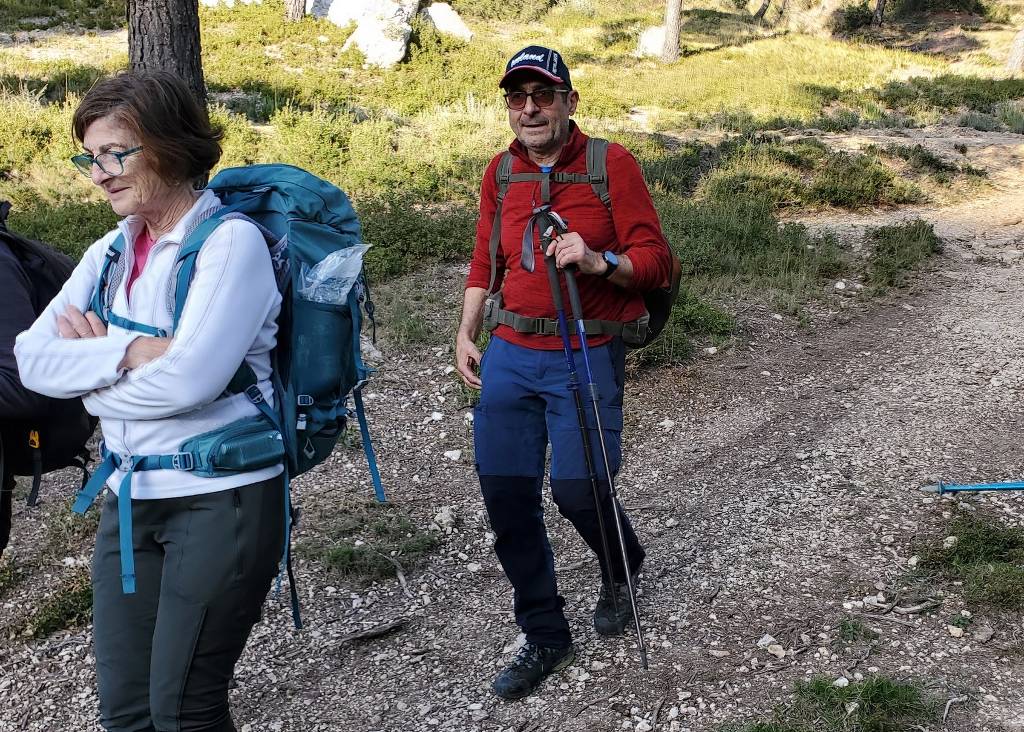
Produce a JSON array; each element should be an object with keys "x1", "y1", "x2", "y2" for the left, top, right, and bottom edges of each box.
[{"x1": 73, "y1": 164, "x2": 384, "y2": 626}]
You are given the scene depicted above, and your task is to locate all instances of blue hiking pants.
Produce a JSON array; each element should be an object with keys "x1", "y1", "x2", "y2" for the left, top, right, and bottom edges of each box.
[{"x1": 474, "y1": 336, "x2": 645, "y2": 648}]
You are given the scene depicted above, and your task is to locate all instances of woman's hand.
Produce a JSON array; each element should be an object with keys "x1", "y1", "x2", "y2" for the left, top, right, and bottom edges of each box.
[
  {"x1": 57, "y1": 305, "x2": 107, "y2": 339},
  {"x1": 118, "y1": 337, "x2": 173, "y2": 371}
]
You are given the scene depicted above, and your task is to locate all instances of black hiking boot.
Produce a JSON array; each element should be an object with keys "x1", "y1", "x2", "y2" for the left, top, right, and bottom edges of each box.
[
  {"x1": 594, "y1": 572, "x2": 639, "y2": 636},
  {"x1": 492, "y1": 642, "x2": 576, "y2": 700}
]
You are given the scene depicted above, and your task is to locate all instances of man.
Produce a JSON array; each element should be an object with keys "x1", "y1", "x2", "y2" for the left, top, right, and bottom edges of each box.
[{"x1": 455, "y1": 46, "x2": 672, "y2": 700}]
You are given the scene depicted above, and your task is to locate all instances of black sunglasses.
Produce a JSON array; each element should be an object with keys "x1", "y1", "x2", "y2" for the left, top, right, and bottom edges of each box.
[{"x1": 503, "y1": 88, "x2": 570, "y2": 111}]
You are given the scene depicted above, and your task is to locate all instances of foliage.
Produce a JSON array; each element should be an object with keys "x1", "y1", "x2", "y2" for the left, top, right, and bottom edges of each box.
[
  {"x1": 701, "y1": 139, "x2": 922, "y2": 210},
  {"x1": 863, "y1": 220, "x2": 942, "y2": 289},
  {"x1": 839, "y1": 2, "x2": 876, "y2": 32},
  {"x1": 722, "y1": 675, "x2": 940, "y2": 732},
  {"x1": 299, "y1": 501, "x2": 439, "y2": 581},
  {"x1": 890, "y1": 0, "x2": 986, "y2": 17},
  {"x1": 920, "y1": 514, "x2": 1024, "y2": 609},
  {"x1": 448, "y1": 0, "x2": 556, "y2": 21},
  {"x1": 0, "y1": 0, "x2": 123, "y2": 31},
  {"x1": 22, "y1": 567, "x2": 93, "y2": 639}
]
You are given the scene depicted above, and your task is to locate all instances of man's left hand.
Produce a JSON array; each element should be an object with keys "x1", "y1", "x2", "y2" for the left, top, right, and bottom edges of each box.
[{"x1": 545, "y1": 232, "x2": 605, "y2": 275}]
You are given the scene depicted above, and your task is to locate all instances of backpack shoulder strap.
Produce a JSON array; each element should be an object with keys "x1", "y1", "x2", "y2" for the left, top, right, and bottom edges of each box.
[
  {"x1": 486, "y1": 152, "x2": 515, "y2": 294},
  {"x1": 91, "y1": 233, "x2": 127, "y2": 325},
  {"x1": 170, "y1": 199, "x2": 259, "y2": 332},
  {"x1": 587, "y1": 137, "x2": 612, "y2": 211}
]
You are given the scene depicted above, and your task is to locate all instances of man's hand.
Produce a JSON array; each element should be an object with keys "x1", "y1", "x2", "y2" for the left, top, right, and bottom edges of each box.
[
  {"x1": 118, "y1": 337, "x2": 172, "y2": 371},
  {"x1": 544, "y1": 232, "x2": 605, "y2": 275},
  {"x1": 57, "y1": 305, "x2": 107, "y2": 339},
  {"x1": 456, "y1": 332, "x2": 483, "y2": 389}
]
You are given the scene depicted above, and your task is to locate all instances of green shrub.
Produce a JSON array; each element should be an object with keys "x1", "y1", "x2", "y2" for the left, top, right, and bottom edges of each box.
[
  {"x1": 628, "y1": 288, "x2": 734, "y2": 369},
  {"x1": 0, "y1": 93, "x2": 79, "y2": 176},
  {"x1": 809, "y1": 152, "x2": 923, "y2": 208},
  {"x1": 448, "y1": 0, "x2": 554, "y2": 20},
  {"x1": 839, "y1": 2, "x2": 875, "y2": 32},
  {"x1": 877, "y1": 75, "x2": 1024, "y2": 114},
  {"x1": 722, "y1": 675, "x2": 940, "y2": 732},
  {"x1": 881, "y1": 143, "x2": 958, "y2": 174},
  {"x1": 864, "y1": 219, "x2": 941, "y2": 289},
  {"x1": 356, "y1": 193, "x2": 477, "y2": 282},
  {"x1": 920, "y1": 514, "x2": 1024, "y2": 609},
  {"x1": 958, "y1": 110, "x2": 1002, "y2": 131},
  {"x1": 994, "y1": 100, "x2": 1024, "y2": 134},
  {"x1": 258, "y1": 104, "x2": 355, "y2": 183},
  {"x1": 837, "y1": 618, "x2": 880, "y2": 642},
  {"x1": 24, "y1": 567, "x2": 93, "y2": 639},
  {"x1": 6, "y1": 197, "x2": 116, "y2": 261},
  {"x1": 299, "y1": 501, "x2": 439, "y2": 581},
  {"x1": 658, "y1": 195, "x2": 847, "y2": 313},
  {"x1": 0, "y1": 0, "x2": 124, "y2": 31},
  {"x1": 890, "y1": 0, "x2": 985, "y2": 16}
]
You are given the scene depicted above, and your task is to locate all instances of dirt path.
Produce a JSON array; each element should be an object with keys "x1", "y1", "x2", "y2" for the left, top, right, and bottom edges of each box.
[{"x1": 2, "y1": 129, "x2": 1024, "y2": 732}]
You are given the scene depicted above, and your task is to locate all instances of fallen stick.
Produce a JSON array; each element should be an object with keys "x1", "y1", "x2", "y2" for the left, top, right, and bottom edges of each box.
[
  {"x1": 651, "y1": 696, "x2": 666, "y2": 728},
  {"x1": 574, "y1": 684, "x2": 623, "y2": 718},
  {"x1": 943, "y1": 695, "x2": 969, "y2": 722},
  {"x1": 370, "y1": 549, "x2": 414, "y2": 599},
  {"x1": 890, "y1": 600, "x2": 942, "y2": 615},
  {"x1": 852, "y1": 612, "x2": 917, "y2": 628}
]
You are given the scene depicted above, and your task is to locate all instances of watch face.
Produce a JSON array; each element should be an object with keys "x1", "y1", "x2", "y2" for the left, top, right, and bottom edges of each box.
[{"x1": 604, "y1": 251, "x2": 618, "y2": 266}]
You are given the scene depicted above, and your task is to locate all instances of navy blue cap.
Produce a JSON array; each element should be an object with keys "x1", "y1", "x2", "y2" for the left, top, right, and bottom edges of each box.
[{"x1": 499, "y1": 46, "x2": 572, "y2": 90}]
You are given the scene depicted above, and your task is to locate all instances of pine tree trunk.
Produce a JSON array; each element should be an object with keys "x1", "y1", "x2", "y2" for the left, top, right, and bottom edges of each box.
[
  {"x1": 285, "y1": 0, "x2": 304, "y2": 21},
  {"x1": 1009, "y1": 26, "x2": 1024, "y2": 73},
  {"x1": 661, "y1": 0, "x2": 682, "y2": 63},
  {"x1": 873, "y1": 0, "x2": 888, "y2": 26},
  {"x1": 754, "y1": 0, "x2": 772, "y2": 21},
  {"x1": 127, "y1": 0, "x2": 206, "y2": 106}
]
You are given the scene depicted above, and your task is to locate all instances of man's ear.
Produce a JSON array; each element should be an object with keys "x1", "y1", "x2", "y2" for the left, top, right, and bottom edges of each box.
[{"x1": 567, "y1": 89, "x2": 580, "y2": 115}]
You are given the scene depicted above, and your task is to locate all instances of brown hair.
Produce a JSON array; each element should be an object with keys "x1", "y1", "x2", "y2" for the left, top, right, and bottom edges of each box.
[{"x1": 72, "y1": 70, "x2": 223, "y2": 187}]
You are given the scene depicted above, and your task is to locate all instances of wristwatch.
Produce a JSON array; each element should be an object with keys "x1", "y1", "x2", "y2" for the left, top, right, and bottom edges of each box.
[{"x1": 600, "y1": 250, "x2": 619, "y2": 279}]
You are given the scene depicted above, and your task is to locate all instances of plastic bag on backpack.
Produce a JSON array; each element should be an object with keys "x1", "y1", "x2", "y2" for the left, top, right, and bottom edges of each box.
[{"x1": 297, "y1": 244, "x2": 370, "y2": 305}]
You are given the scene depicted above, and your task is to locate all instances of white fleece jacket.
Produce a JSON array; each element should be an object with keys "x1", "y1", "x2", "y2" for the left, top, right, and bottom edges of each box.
[{"x1": 15, "y1": 190, "x2": 284, "y2": 499}]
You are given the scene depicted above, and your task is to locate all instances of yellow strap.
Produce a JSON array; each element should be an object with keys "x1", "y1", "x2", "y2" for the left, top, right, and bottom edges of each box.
[{"x1": 28, "y1": 430, "x2": 40, "y2": 449}]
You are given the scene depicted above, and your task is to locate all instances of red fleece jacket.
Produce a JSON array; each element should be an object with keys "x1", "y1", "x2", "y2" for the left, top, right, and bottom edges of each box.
[{"x1": 466, "y1": 123, "x2": 672, "y2": 350}]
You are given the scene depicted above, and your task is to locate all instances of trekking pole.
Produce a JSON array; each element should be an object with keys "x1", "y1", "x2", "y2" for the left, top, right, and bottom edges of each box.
[
  {"x1": 922, "y1": 480, "x2": 1024, "y2": 494},
  {"x1": 546, "y1": 214, "x2": 648, "y2": 670},
  {"x1": 534, "y1": 209, "x2": 620, "y2": 619}
]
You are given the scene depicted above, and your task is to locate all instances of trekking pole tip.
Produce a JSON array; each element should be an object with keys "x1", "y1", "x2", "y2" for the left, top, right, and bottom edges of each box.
[{"x1": 920, "y1": 482, "x2": 944, "y2": 494}]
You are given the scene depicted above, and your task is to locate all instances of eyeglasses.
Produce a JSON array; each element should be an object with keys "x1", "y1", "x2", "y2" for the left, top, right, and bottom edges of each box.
[
  {"x1": 70, "y1": 146, "x2": 143, "y2": 177},
  {"x1": 503, "y1": 88, "x2": 570, "y2": 111}
]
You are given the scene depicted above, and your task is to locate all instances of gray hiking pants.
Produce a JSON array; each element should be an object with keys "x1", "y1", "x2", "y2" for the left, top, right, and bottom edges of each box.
[{"x1": 92, "y1": 475, "x2": 285, "y2": 732}]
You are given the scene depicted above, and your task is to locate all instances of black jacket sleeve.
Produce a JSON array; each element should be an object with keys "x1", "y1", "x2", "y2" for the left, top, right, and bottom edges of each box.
[{"x1": 0, "y1": 241, "x2": 52, "y2": 419}]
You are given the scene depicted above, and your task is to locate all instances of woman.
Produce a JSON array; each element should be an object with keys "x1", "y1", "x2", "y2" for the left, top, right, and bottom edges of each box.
[{"x1": 15, "y1": 71, "x2": 284, "y2": 732}]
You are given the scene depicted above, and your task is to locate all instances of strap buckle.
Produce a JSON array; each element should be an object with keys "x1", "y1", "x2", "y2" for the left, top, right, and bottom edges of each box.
[
  {"x1": 171, "y1": 453, "x2": 195, "y2": 471},
  {"x1": 245, "y1": 384, "x2": 264, "y2": 404},
  {"x1": 296, "y1": 394, "x2": 314, "y2": 407}
]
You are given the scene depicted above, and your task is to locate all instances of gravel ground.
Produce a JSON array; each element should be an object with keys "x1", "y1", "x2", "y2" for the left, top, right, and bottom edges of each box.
[{"x1": 2, "y1": 131, "x2": 1024, "y2": 732}]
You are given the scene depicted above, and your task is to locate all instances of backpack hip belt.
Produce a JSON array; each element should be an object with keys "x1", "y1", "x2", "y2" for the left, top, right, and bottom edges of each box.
[{"x1": 483, "y1": 290, "x2": 648, "y2": 345}]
